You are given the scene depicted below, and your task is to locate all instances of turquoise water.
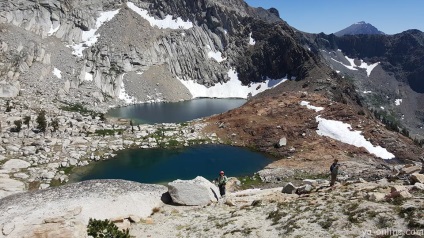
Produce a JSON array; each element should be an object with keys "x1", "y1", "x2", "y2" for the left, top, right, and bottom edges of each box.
[
  {"x1": 107, "y1": 98, "x2": 246, "y2": 124},
  {"x1": 70, "y1": 145, "x2": 273, "y2": 184}
]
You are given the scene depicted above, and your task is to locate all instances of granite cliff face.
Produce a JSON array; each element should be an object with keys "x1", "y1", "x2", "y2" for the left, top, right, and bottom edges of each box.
[{"x1": 0, "y1": 0, "x2": 314, "y2": 105}]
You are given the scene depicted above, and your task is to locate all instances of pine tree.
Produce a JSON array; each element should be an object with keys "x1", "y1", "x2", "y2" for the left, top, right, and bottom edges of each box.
[
  {"x1": 36, "y1": 110, "x2": 47, "y2": 132},
  {"x1": 51, "y1": 118, "x2": 59, "y2": 132},
  {"x1": 87, "y1": 218, "x2": 130, "y2": 238},
  {"x1": 23, "y1": 116, "x2": 31, "y2": 128},
  {"x1": 13, "y1": 120, "x2": 22, "y2": 132}
]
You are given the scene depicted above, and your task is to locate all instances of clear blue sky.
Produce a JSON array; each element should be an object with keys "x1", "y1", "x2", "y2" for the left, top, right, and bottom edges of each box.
[{"x1": 245, "y1": 0, "x2": 424, "y2": 35}]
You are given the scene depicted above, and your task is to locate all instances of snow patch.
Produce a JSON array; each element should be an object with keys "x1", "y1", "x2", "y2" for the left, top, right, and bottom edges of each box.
[
  {"x1": 331, "y1": 58, "x2": 357, "y2": 71},
  {"x1": 363, "y1": 91, "x2": 372, "y2": 94},
  {"x1": 85, "y1": 72, "x2": 93, "y2": 81},
  {"x1": 52, "y1": 68, "x2": 62, "y2": 79},
  {"x1": 345, "y1": 56, "x2": 357, "y2": 68},
  {"x1": 248, "y1": 32, "x2": 256, "y2": 46},
  {"x1": 119, "y1": 75, "x2": 137, "y2": 104},
  {"x1": 395, "y1": 99, "x2": 402, "y2": 106},
  {"x1": 178, "y1": 69, "x2": 288, "y2": 99},
  {"x1": 127, "y1": 2, "x2": 193, "y2": 29},
  {"x1": 69, "y1": 9, "x2": 120, "y2": 57},
  {"x1": 300, "y1": 101, "x2": 324, "y2": 112},
  {"x1": 316, "y1": 116, "x2": 395, "y2": 159},
  {"x1": 207, "y1": 51, "x2": 226, "y2": 62},
  {"x1": 357, "y1": 60, "x2": 380, "y2": 77},
  {"x1": 48, "y1": 22, "x2": 60, "y2": 36},
  {"x1": 332, "y1": 55, "x2": 380, "y2": 76}
]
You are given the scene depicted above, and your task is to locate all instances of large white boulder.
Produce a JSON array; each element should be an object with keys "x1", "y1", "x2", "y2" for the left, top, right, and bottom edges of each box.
[
  {"x1": 2, "y1": 159, "x2": 31, "y2": 172},
  {"x1": 0, "y1": 175, "x2": 25, "y2": 199},
  {"x1": 0, "y1": 180, "x2": 167, "y2": 238},
  {"x1": 168, "y1": 176, "x2": 220, "y2": 206}
]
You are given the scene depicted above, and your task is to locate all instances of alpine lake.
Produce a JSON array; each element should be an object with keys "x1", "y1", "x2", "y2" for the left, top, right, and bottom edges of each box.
[{"x1": 70, "y1": 98, "x2": 274, "y2": 184}]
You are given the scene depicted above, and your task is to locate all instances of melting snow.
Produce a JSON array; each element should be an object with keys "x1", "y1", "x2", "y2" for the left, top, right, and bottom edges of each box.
[
  {"x1": 363, "y1": 91, "x2": 372, "y2": 94},
  {"x1": 178, "y1": 69, "x2": 287, "y2": 99},
  {"x1": 69, "y1": 9, "x2": 120, "y2": 57},
  {"x1": 85, "y1": 72, "x2": 93, "y2": 81},
  {"x1": 48, "y1": 22, "x2": 60, "y2": 36},
  {"x1": 119, "y1": 75, "x2": 137, "y2": 103},
  {"x1": 332, "y1": 55, "x2": 380, "y2": 77},
  {"x1": 331, "y1": 58, "x2": 357, "y2": 71},
  {"x1": 52, "y1": 68, "x2": 62, "y2": 79},
  {"x1": 395, "y1": 99, "x2": 402, "y2": 106},
  {"x1": 357, "y1": 59, "x2": 380, "y2": 77},
  {"x1": 316, "y1": 116, "x2": 395, "y2": 159},
  {"x1": 345, "y1": 56, "x2": 356, "y2": 68},
  {"x1": 249, "y1": 32, "x2": 256, "y2": 46},
  {"x1": 207, "y1": 51, "x2": 226, "y2": 62},
  {"x1": 127, "y1": 2, "x2": 193, "y2": 29},
  {"x1": 300, "y1": 101, "x2": 324, "y2": 112}
]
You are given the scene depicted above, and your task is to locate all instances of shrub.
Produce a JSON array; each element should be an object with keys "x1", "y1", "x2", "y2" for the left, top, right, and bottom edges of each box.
[
  {"x1": 51, "y1": 118, "x2": 59, "y2": 132},
  {"x1": 36, "y1": 110, "x2": 47, "y2": 132},
  {"x1": 87, "y1": 218, "x2": 130, "y2": 238},
  {"x1": 13, "y1": 120, "x2": 22, "y2": 132},
  {"x1": 23, "y1": 116, "x2": 31, "y2": 128}
]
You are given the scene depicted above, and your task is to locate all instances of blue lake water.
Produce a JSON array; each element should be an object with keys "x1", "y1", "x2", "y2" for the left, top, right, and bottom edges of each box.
[
  {"x1": 70, "y1": 144, "x2": 274, "y2": 184},
  {"x1": 107, "y1": 98, "x2": 246, "y2": 124}
]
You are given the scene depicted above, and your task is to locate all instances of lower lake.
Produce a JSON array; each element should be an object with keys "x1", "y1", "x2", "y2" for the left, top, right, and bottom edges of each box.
[
  {"x1": 107, "y1": 98, "x2": 246, "y2": 124},
  {"x1": 69, "y1": 144, "x2": 274, "y2": 184}
]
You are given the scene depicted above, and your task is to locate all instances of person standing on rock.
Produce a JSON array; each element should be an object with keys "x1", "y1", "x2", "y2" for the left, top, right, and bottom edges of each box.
[
  {"x1": 330, "y1": 159, "x2": 340, "y2": 187},
  {"x1": 216, "y1": 171, "x2": 228, "y2": 197}
]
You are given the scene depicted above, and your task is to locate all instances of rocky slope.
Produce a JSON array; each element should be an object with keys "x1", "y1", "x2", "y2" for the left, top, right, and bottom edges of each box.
[
  {"x1": 334, "y1": 21, "x2": 385, "y2": 36},
  {"x1": 306, "y1": 29, "x2": 424, "y2": 139},
  {"x1": 202, "y1": 89, "x2": 423, "y2": 182},
  {"x1": 0, "y1": 0, "x2": 314, "y2": 106}
]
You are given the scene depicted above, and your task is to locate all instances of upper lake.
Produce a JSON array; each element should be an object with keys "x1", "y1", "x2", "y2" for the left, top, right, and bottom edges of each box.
[{"x1": 107, "y1": 98, "x2": 246, "y2": 124}]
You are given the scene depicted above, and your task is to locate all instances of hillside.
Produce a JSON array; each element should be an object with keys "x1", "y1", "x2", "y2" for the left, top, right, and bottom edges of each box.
[
  {"x1": 307, "y1": 30, "x2": 424, "y2": 139},
  {"x1": 0, "y1": 0, "x2": 424, "y2": 237}
]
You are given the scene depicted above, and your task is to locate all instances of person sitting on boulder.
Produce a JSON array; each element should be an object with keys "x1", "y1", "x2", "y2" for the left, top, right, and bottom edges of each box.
[
  {"x1": 330, "y1": 159, "x2": 340, "y2": 187},
  {"x1": 215, "y1": 171, "x2": 228, "y2": 196}
]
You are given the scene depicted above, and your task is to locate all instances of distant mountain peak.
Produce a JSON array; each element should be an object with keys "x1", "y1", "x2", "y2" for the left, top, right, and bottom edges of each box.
[{"x1": 335, "y1": 22, "x2": 385, "y2": 36}]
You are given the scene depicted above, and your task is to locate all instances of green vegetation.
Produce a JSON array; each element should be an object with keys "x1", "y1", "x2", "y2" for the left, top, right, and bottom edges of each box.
[
  {"x1": 60, "y1": 102, "x2": 93, "y2": 114},
  {"x1": 13, "y1": 120, "x2": 22, "y2": 132},
  {"x1": 319, "y1": 216, "x2": 336, "y2": 230},
  {"x1": 95, "y1": 129, "x2": 125, "y2": 136},
  {"x1": 36, "y1": 110, "x2": 47, "y2": 132},
  {"x1": 398, "y1": 205, "x2": 424, "y2": 229},
  {"x1": 372, "y1": 109, "x2": 410, "y2": 137},
  {"x1": 60, "y1": 102, "x2": 105, "y2": 120},
  {"x1": 238, "y1": 174, "x2": 264, "y2": 189},
  {"x1": 87, "y1": 218, "x2": 131, "y2": 238},
  {"x1": 5, "y1": 100, "x2": 12, "y2": 112},
  {"x1": 23, "y1": 115, "x2": 31, "y2": 128},
  {"x1": 167, "y1": 139, "x2": 181, "y2": 147},
  {"x1": 49, "y1": 179, "x2": 63, "y2": 187},
  {"x1": 51, "y1": 118, "x2": 59, "y2": 132}
]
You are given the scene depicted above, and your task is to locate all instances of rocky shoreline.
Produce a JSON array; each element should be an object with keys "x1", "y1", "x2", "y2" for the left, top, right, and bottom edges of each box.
[{"x1": 0, "y1": 96, "x2": 221, "y2": 199}]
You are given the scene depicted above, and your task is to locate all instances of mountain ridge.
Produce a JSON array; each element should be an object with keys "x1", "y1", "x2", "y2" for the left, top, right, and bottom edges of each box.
[{"x1": 334, "y1": 21, "x2": 385, "y2": 36}]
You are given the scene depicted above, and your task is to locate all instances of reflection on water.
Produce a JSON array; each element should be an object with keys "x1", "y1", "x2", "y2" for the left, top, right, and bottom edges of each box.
[
  {"x1": 69, "y1": 145, "x2": 274, "y2": 184},
  {"x1": 107, "y1": 98, "x2": 246, "y2": 124}
]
